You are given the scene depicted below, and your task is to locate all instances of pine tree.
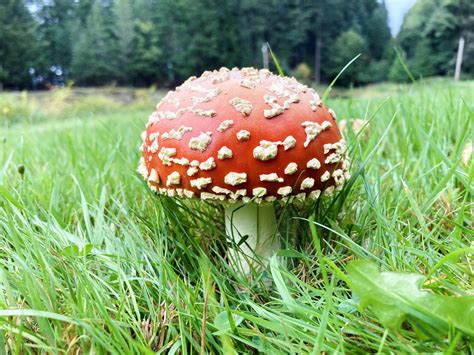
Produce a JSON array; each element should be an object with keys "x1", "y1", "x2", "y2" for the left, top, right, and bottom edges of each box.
[
  {"x1": 394, "y1": 0, "x2": 473, "y2": 80},
  {"x1": 0, "y1": 0, "x2": 39, "y2": 89},
  {"x1": 2, "y1": 0, "x2": 398, "y2": 87},
  {"x1": 457, "y1": 0, "x2": 474, "y2": 76},
  {"x1": 303, "y1": 0, "x2": 347, "y2": 83},
  {"x1": 71, "y1": 0, "x2": 119, "y2": 85},
  {"x1": 36, "y1": 0, "x2": 81, "y2": 84},
  {"x1": 113, "y1": 0, "x2": 135, "y2": 84},
  {"x1": 155, "y1": 0, "x2": 223, "y2": 82},
  {"x1": 328, "y1": 30, "x2": 368, "y2": 85},
  {"x1": 365, "y1": 2, "x2": 391, "y2": 61}
]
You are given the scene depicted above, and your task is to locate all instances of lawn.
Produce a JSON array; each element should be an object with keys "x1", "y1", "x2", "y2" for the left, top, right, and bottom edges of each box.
[{"x1": 0, "y1": 79, "x2": 473, "y2": 353}]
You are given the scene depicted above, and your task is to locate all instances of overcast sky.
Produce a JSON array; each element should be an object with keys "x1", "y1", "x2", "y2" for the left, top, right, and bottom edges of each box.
[{"x1": 385, "y1": 0, "x2": 417, "y2": 36}]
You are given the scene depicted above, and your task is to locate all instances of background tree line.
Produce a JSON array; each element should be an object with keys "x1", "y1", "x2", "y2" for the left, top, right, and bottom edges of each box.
[{"x1": 0, "y1": 0, "x2": 472, "y2": 89}]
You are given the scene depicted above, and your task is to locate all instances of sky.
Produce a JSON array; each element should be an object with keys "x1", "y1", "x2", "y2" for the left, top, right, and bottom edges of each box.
[{"x1": 385, "y1": 0, "x2": 417, "y2": 36}]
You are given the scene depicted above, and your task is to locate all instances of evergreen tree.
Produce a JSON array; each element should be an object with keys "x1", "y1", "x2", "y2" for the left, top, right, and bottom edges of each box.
[
  {"x1": 456, "y1": 0, "x2": 474, "y2": 75},
  {"x1": 113, "y1": 0, "x2": 135, "y2": 83},
  {"x1": 155, "y1": 0, "x2": 233, "y2": 82},
  {"x1": 0, "y1": 0, "x2": 39, "y2": 89},
  {"x1": 388, "y1": 50, "x2": 409, "y2": 82},
  {"x1": 2, "y1": 0, "x2": 398, "y2": 88},
  {"x1": 130, "y1": 0, "x2": 166, "y2": 85},
  {"x1": 328, "y1": 30, "x2": 368, "y2": 85},
  {"x1": 71, "y1": 0, "x2": 119, "y2": 85},
  {"x1": 302, "y1": 0, "x2": 391, "y2": 84},
  {"x1": 365, "y1": 2, "x2": 391, "y2": 60},
  {"x1": 394, "y1": 0, "x2": 473, "y2": 80},
  {"x1": 36, "y1": 0, "x2": 81, "y2": 84},
  {"x1": 303, "y1": 0, "x2": 347, "y2": 83}
]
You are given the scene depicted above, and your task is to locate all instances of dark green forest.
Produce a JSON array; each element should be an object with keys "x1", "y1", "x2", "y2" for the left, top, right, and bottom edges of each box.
[{"x1": 0, "y1": 0, "x2": 472, "y2": 89}]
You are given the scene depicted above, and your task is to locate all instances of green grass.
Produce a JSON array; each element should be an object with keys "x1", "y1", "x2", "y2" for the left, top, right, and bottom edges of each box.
[{"x1": 0, "y1": 79, "x2": 473, "y2": 353}]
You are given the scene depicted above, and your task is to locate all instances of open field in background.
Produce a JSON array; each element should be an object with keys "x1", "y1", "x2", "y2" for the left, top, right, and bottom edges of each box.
[{"x1": 0, "y1": 79, "x2": 473, "y2": 352}]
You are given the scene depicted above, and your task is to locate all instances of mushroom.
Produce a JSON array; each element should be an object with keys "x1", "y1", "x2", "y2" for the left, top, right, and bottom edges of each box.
[{"x1": 138, "y1": 67, "x2": 350, "y2": 273}]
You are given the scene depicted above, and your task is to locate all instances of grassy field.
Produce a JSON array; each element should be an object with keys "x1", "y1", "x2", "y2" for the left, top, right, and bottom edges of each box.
[{"x1": 0, "y1": 79, "x2": 473, "y2": 353}]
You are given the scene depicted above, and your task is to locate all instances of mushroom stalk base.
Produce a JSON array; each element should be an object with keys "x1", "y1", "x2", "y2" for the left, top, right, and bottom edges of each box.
[{"x1": 225, "y1": 202, "x2": 279, "y2": 273}]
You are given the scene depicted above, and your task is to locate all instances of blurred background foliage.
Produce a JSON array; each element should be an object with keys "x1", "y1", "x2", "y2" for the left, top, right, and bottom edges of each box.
[{"x1": 0, "y1": 0, "x2": 472, "y2": 90}]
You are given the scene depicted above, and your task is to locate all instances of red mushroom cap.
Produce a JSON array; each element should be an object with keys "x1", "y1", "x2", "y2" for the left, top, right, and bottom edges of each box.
[{"x1": 138, "y1": 67, "x2": 350, "y2": 203}]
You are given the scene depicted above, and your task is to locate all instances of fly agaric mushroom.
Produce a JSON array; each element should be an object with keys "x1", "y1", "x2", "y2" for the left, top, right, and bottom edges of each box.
[{"x1": 138, "y1": 67, "x2": 350, "y2": 272}]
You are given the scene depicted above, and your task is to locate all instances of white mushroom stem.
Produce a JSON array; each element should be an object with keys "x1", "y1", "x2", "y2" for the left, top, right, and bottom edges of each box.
[{"x1": 225, "y1": 202, "x2": 279, "y2": 273}]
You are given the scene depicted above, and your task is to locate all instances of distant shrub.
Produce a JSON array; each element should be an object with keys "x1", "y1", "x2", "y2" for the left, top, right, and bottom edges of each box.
[
  {"x1": 328, "y1": 30, "x2": 368, "y2": 86},
  {"x1": 389, "y1": 39, "x2": 438, "y2": 83},
  {"x1": 359, "y1": 60, "x2": 390, "y2": 83},
  {"x1": 292, "y1": 63, "x2": 312, "y2": 84},
  {"x1": 389, "y1": 63, "x2": 405, "y2": 82}
]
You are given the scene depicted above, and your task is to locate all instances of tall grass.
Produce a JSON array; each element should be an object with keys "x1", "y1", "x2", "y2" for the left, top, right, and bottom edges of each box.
[{"x1": 0, "y1": 79, "x2": 472, "y2": 353}]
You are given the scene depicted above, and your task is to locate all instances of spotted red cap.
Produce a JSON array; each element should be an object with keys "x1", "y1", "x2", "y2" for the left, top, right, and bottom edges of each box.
[{"x1": 138, "y1": 67, "x2": 350, "y2": 203}]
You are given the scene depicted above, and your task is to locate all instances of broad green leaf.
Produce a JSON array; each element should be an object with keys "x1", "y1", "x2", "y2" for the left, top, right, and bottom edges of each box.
[
  {"x1": 62, "y1": 243, "x2": 94, "y2": 257},
  {"x1": 347, "y1": 261, "x2": 474, "y2": 337},
  {"x1": 213, "y1": 310, "x2": 244, "y2": 335}
]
